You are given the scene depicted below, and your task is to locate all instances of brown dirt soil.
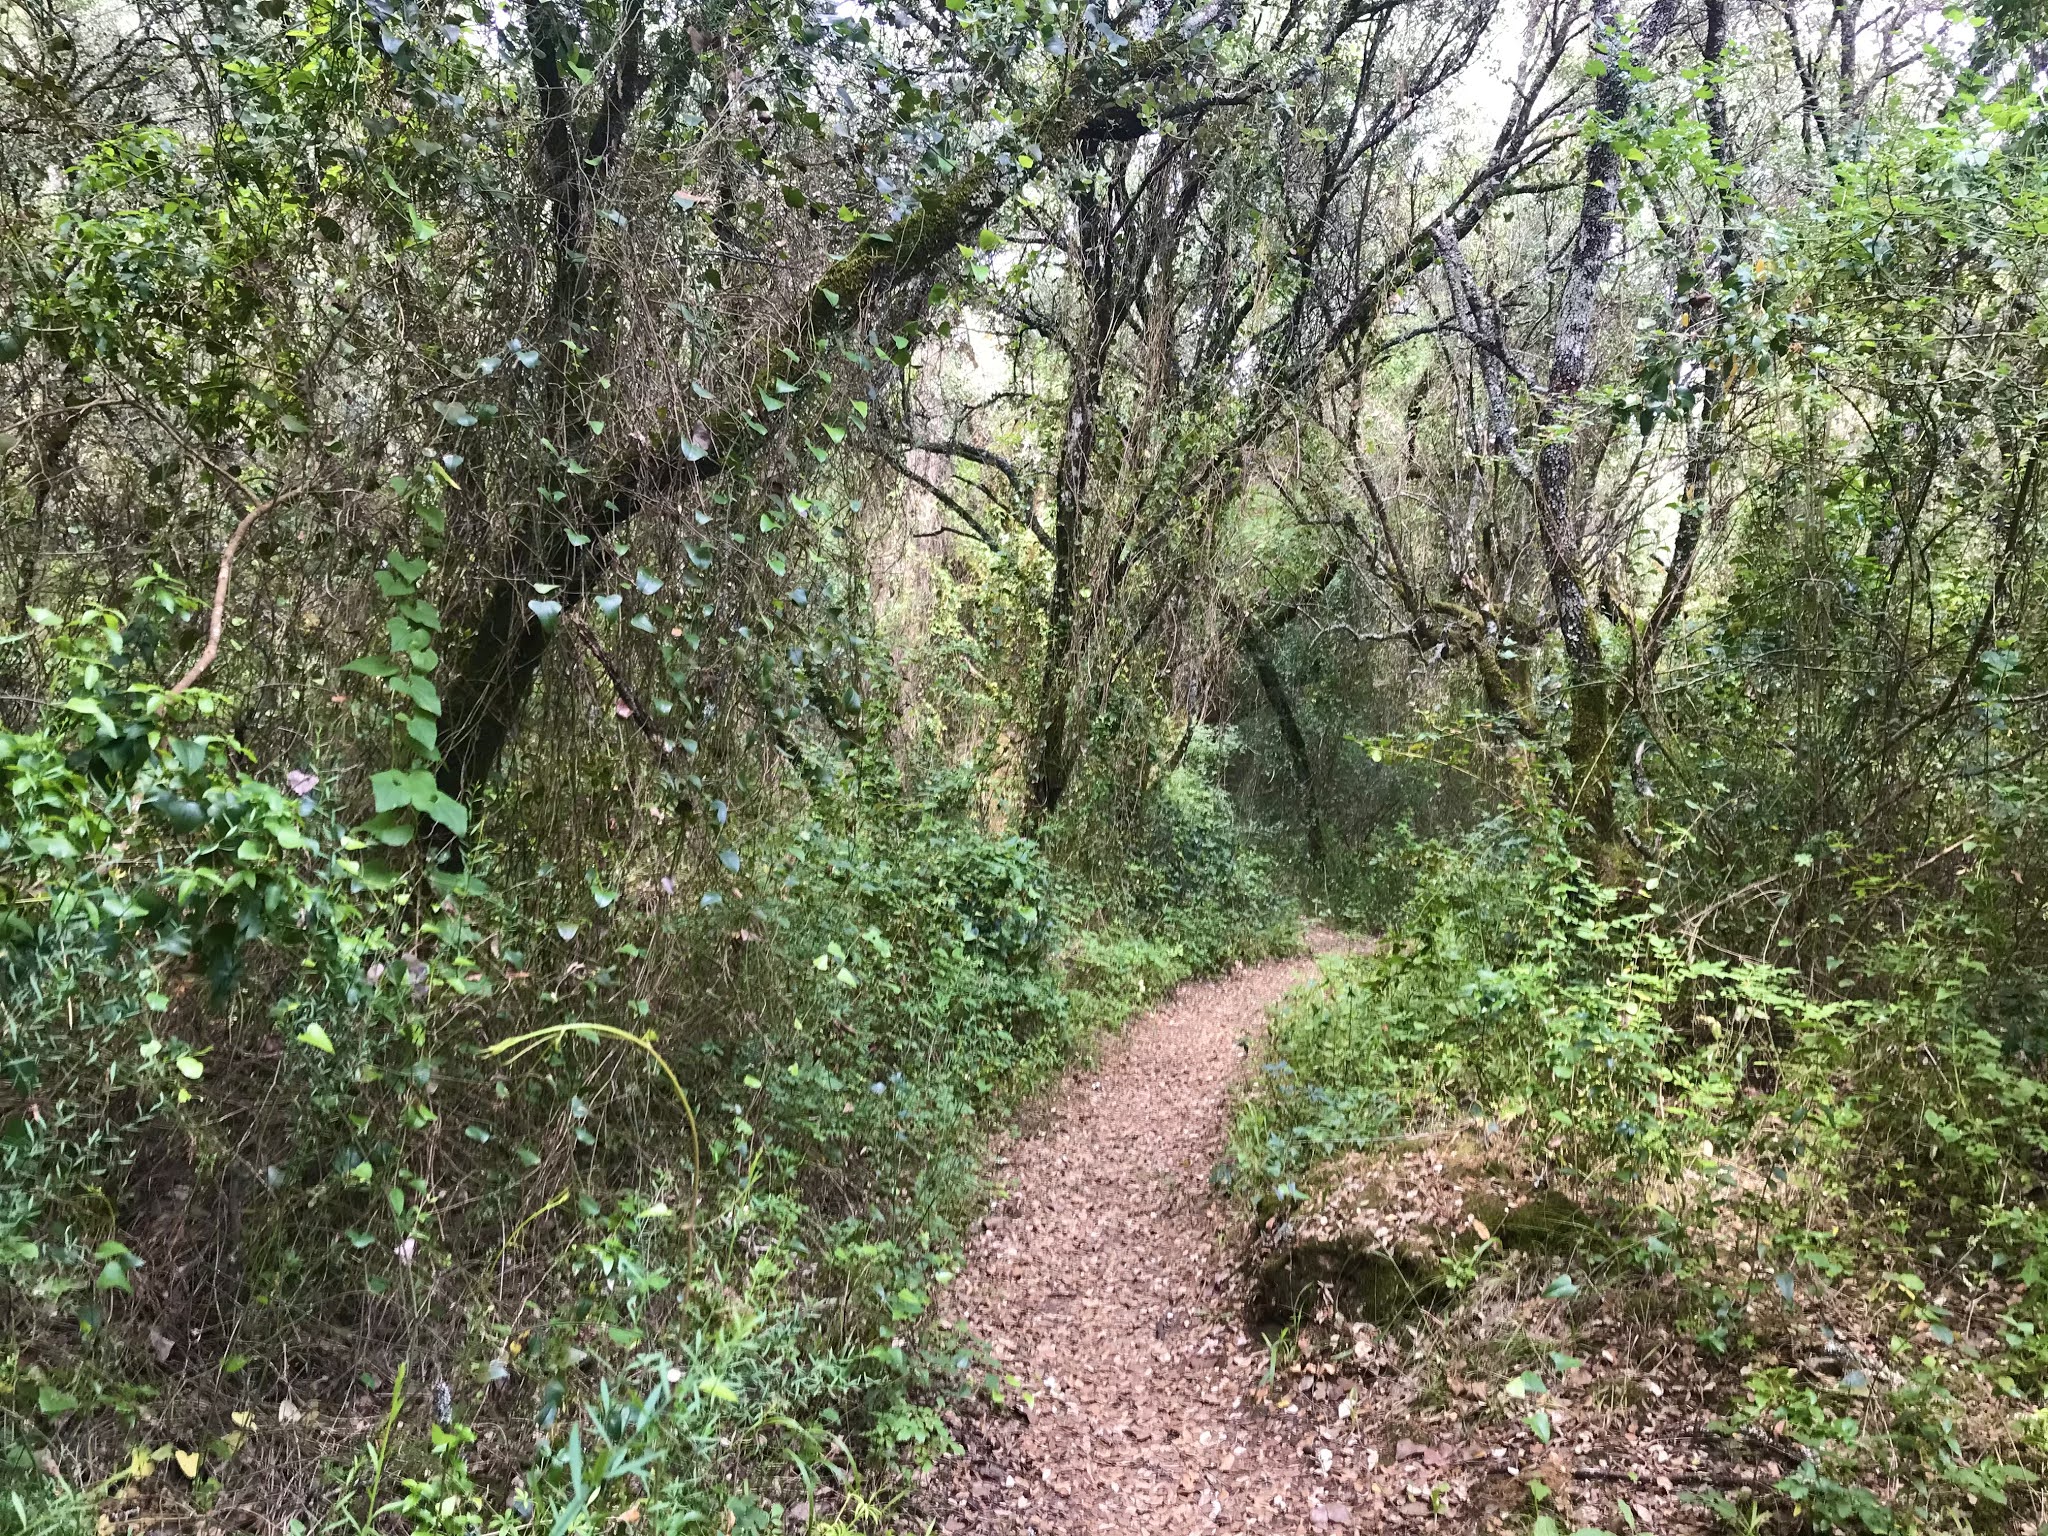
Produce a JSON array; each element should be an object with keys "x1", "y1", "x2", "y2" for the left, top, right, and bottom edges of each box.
[{"x1": 920, "y1": 943, "x2": 1377, "y2": 1534}]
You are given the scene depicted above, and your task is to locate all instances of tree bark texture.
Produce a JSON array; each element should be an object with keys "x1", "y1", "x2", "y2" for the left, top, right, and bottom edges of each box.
[
  {"x1": 1529, "y1": 0, "x2": 1677, "y2": 880},
  {"x1": 1027, "y1": 180, "x2": 1119, "y2": 825}
]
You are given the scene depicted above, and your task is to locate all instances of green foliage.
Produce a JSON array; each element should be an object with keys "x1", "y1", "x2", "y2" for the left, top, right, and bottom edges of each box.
[
  {"x1": 0, "y1": 588, "x2": 1285, "y2": 1526},
  {"x1": 1052, "y1": 727, "x2": 1295, "y2": 981},
  {"x1": 1236, "y1": 804, "x2": 2048, "y2": 1528},
  {"x1": 7, "y1": 0, "x2": 2041, "y2": 1525},
  {"x1": 1, "y1": 600, "x2": 389, "y2": 1326},
  {"x1": 1239, "y1": 818, "x2": 1719, "y2": 1187}
]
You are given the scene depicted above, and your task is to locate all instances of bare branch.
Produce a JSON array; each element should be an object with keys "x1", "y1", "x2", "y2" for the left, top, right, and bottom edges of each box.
[{"x1": 167, "y1": 490, "x2": 303, "y2": 696}]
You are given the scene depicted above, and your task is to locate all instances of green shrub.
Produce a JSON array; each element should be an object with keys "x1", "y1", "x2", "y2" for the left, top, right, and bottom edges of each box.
[
  {"x1": 1054, "y1": 727, "x2": 1294, "y2": 980},
  {"x1": 0, "y1": 606, "x2": 1294, "y2": 1529},
  {"x1": 1233, "y1": 808, "x2": 2048, "y2": 1529}
]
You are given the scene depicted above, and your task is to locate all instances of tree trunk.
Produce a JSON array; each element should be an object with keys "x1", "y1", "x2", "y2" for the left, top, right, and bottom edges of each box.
[
  {"x1": 1241, "y1": 627, "x2": 1325, "y2": 861},
  {"x1": 1026, "y1": 180, "x2": 1118, "y2": 825},
  {"x1": 1640, "y1": 0, "x2": 1740, "y2": 688},
  {"x1": 433, "y1": 65, "x2": 1176, "y2": 832},
  {"x1": 1528, "y1": 0, "x2": 1677, "y2": 882}
]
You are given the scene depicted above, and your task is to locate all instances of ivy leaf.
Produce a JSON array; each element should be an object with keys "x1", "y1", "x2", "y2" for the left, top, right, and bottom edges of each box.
[
  {"x1": 388, "y1": 674, "x2": 442, "y2": 716},
  {"x1": 406, "y1": 714, "x2": 440, "y2": 759},
  {"x1": 420, "y1": 792, "x2": 469, "y2": 837},
  {"x1": 371, "y1": 769, "x2": 435, "y2": 813},
  {"x1": 146, "y1": 791, "x2": 207, "y2": 832},
  {"x1": 364, "y1": 810, "x2": 416, "y2": 846}
]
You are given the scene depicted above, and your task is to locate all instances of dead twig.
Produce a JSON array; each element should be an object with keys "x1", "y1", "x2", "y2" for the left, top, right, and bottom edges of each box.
[
  {"x1": 167, "y1": 490, "x2": 303, "y2": 695},
  {"x1": 569, "y1": 610, "x2": 670, "y2": 756}
]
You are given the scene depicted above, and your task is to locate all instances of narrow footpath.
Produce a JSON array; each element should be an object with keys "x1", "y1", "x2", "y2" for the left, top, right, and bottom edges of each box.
[{"x1": 925, "y1": 941, "x2": 1372, "y2": 1534}]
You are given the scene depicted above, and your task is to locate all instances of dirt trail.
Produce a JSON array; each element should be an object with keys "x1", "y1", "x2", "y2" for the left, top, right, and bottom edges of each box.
[{"x1": 924, "y1": 942, "x2": 1370, "y2": 1534}]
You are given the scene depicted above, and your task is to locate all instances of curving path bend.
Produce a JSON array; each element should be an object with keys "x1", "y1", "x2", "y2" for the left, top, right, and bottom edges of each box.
[{"x1": 923, "y1": 940, "x2": 1380, "y2": 1534}]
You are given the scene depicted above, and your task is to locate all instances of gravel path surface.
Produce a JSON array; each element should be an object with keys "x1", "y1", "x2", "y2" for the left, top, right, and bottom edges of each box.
[{"x1": 924, "y1": 943, "x2": 1370, "y2": 1534}]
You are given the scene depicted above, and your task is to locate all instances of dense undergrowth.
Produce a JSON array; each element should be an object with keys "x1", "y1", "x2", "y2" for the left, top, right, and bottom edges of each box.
[
  {"x1": 0, "y1": 603, "x2": 1291, "y2": 1534},
  {"x1": 1234, "y1": 805, "x2": 2048, "y2": 1532},
  {"x1": 7, "y1": 0, "x2": 2046, "y2": 1529}
]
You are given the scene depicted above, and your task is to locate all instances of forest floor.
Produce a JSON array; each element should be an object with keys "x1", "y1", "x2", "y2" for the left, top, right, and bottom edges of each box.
[
  {"x1": 914, "y1": 937, "x2": 1783, "y2": 1536},
  {"x1": 919, "y1": 937, "x2": 1376, "y2": 1534}
]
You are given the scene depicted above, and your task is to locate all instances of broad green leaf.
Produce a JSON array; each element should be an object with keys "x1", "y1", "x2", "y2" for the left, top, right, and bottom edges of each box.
[
  {"x1": 388, "y1": 674, "x2": 442, "y2": 716},
  {"x1": 371, "y1": 769, "x2": 433, "y2": 813},
  {"x1": 421, "y1": 792, "x2": 469, "y2": 837},
  {"x1": 363, "y1": 810, "x2": 416, "y2": 847}
]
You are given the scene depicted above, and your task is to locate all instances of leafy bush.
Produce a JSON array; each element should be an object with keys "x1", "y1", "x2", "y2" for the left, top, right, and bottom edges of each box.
[
  {"x1": 1055, "y1": 727, "x2": 1294, "y2": 982},
  {"x1": 1232, "y1": 816, "x2": 1737, "y2": 1192},
  {"x1": 0, "y1": 602, "x2": 1292, "y2": 1530},
  {"x1": 1233, "y1": 809, "x2": 2048, "y2": 1529},
  {"x1": 2, "y1": 603, "x2": 388, "y2": 1335}
]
